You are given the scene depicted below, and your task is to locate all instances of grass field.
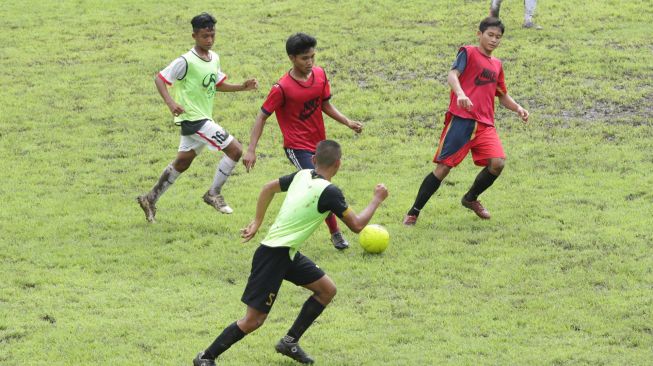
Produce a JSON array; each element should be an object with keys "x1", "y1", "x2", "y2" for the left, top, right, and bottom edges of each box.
[{"x1": 1, "y1": 0, "x2": 652, "y2": 365}]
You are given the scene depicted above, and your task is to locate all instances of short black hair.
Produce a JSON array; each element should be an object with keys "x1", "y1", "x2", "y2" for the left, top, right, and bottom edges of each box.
[
  {"x1": 315, "y1": 140, "x2": 341, "y2": 167},
  {"x1": 191, "y1": 13, "x2": 216, "y2": 32},
  {"x1": 479, "y1": 16, "x2": 505, "y2": 35},
  {"x1": 286, "y1": 33, "x2": 317, "y2": 56}
]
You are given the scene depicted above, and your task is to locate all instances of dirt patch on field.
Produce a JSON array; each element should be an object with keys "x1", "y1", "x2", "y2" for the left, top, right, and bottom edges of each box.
[{"x1": 539, "y1": 97, "x2": 652, "y2": 126}]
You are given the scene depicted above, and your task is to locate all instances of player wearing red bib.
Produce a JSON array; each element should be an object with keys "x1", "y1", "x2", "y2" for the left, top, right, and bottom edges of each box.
[
  {"x1": 403, "y1": 17, "x2": 529, "y2": 226},
  {"x1": 243, "y1": 33, "x2": 363, "y2": 250}
]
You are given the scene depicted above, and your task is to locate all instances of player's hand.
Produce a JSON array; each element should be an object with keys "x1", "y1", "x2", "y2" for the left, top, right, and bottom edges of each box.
[
  {"x1": 348, "y1": 120, "x2": 363, "y2": 133},
  {"x1": 168, "y1": 102, "x2": 185, "y2": 117},
  {"x1": 242, "y1": 79, "x2": 258, "y2": 91},
  {"x1": 240, "y1": 220, "x2": 261, "y2": 242},
  {"x1": 456, "y1": 94, "x2": 473, "y2": 111},
  {"x1": 516, "y1": 106, "x2": 529, "y2": 123},
  {"x1": 373, "y1": 183, "x2": 389, "y2": 202},
  {"x1": 243, "y1": 150, "x2": 257, "y2": 172}
]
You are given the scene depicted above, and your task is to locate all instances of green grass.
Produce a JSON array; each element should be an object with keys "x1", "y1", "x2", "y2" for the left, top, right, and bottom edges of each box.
[{"x1": 1, "y1": 0, "x2": 652, "y2": 365}]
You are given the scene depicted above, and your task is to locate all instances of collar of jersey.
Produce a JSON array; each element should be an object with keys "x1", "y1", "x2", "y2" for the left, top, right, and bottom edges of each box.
[
  {"x1": 191, "y1": 49, "x2": 213, "y2": 62},
  {"x1": 288, "y1": 69, "x2": 315, "y2": 88}
]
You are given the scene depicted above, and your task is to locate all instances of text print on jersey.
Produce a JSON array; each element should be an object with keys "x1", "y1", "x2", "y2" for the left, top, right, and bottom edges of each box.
[
  {"x1": 203, "y1": 73, "x2": 218, "y2": 97},
  {"x1": 474, "y1": 68, "x2": 497, "y2": 86},
  {"x1": 299, "y1": 97, "x2": 320, "y2": 121}
]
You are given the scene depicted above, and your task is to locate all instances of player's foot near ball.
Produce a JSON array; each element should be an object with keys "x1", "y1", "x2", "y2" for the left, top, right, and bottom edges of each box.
[
  {"x1": 275, "y1": 339, "x2": 315, "y2": 364},
  {"x1": 192, "y1": 351, "x2": 216, "y2": 366},
  {"x1": 203, "y1": 191, "x2": 233, "y2": 214},
  {"x1": 461, "y1": 197, "x2": 491, "y2": 219},
  {"x1": 402, "y1": 214, "x2": 418, "y2": 226},
  {"x1": 331, "y1": 231, "x2": 349, "y2": 250},
  {"x1": 137, "y1": 195, "x2": 156, "y2": 223}
]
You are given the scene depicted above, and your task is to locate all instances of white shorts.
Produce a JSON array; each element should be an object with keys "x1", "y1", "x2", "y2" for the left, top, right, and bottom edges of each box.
[{"x1": 178, "y1": 119, "x2": 235, "y2": 154}]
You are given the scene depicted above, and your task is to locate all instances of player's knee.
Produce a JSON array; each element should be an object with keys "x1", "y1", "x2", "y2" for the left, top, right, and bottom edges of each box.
[
  {"x1": 434, "y1": 164, "x2": 450, "y2": 180},
  {"x1": 240, "y1": 315, "x2": 266, "y2": 333},
  {"x1": 225, "y1": 140, "x2": 243, "y2": 161},
  {"x1": 490, "y1": 158, "x2": 505, "y2": 174},
  {"x1": 319, "y1": 283, "x2": 337, "y2": 304},
  {"x1": 173, "y1": 159, "x2": 192, "y2": 172},
  {"x1": 326, "y1": 285, "x2": 337, "y2": 301}
]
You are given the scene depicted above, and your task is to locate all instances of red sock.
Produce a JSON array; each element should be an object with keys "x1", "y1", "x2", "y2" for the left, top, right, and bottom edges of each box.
[{"x1": 325, "y1": 213, "x2": 339, "y2": 234}]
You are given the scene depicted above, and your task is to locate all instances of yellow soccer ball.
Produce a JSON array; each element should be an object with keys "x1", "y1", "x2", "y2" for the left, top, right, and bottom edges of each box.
[{"x1": 359, "y1": 224, "x2": 390, "y2": 253}]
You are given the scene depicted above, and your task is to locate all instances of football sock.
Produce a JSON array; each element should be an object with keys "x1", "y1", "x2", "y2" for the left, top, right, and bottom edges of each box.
[
  {"x1": 209, "y1": 156, "x2": 236, "y2": 195},
  {"x1": 285, "y1": 296, "x2": 325, "y2": 343},
  {"x1": 324, "y1": 213, "x2": 339, "y2": 234},
  {"x1": 407, "y1": 172, "x2": 441, "y2": 216},
  {"x1": 464, "y1": 167, "x2": 498, "y2": 202},
  {"x1": 490, "y1": 0, "x2": 501, "y2": 17},
  {"x1": 524, "y1": 0, "x2": 536, "y2": 21},
  {"x1": 147, "y1": 163, "x2": 181, "y2": 203},
  {"x1": 204, "y1": 322, "x2": 246, "y2": 360}
]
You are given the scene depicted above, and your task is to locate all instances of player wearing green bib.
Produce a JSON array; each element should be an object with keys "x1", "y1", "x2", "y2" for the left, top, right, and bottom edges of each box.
[
  {"x1": 260, "y1": 169, "x2": 333, "y2": 259},
  {"x1": 137, "y1": 13, "x2": 257, "y2": 223},
  {"x1": 192, "y1": 140, "x2": 389, "y2": 365}
]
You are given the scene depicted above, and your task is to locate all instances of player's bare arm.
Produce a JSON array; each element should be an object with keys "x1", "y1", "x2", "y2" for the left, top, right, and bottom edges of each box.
[
  {"x1": 322, "y1": 100, "x2": 363, "y2": 133},
  {"x1": 241, "y1": 179, "x2": 282, "y2": 242},
  {"x1": 339, "y1": 184, "x2": 388, "y2": 233},
  {"x1": 498, "y1": 93, "x2": 529, "y2": 122},
  {"x1": 154, "y1": 76, "x2": 184, "y2": 116},
  {"x1": 243, "y1": 110, "x2": 271, "y2": 172},
  {"x1": 216, "y1": 79, "x2": 259, "y2": 92},
  {"x1": 447, "y1": 69, "x2": 473, "y2": 111}
]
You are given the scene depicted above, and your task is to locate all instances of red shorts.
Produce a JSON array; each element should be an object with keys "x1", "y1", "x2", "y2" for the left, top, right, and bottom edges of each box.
[{"x1": 433, "y1": 113, "x2": 505, "y2": 167}]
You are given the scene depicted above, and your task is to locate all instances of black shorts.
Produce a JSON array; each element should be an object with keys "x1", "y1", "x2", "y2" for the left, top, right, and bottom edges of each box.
[
  {"x1": 284, "y1": 148, "x2": 315, "y2": 169},
  {"x1": 241, "y1": 245, "x2": 325, "y2": 313}
]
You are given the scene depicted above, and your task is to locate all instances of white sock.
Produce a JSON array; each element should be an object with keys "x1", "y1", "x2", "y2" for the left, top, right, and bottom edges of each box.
[
  {"x1": 209, "y1": 156, "x2": 236, "y2": 195},
  {"x1": 524, "y1": 0, "x2": 536, "y2": 21},
  {"x1": 490, "y1": 0, "x2": 502, "y2": 16},
  {"x1": 148, "y1": 163, "x2": 181, "y2": 203}
]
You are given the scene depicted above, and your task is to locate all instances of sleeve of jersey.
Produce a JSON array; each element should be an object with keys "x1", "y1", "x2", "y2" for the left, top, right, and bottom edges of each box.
[
  {"x1": 278, "y1": 171, "x2": 299, "y2": 192},
  {"x1": 215, "y1": 69, "x2": 227, "y2": 87},
  {"x1": 495, "y1": 65, "x2": 507, "y2": 96},
  {"x1": 261, "y1": 85, "x2": 283, "y2": 115},
  {"x1": 318, "y1": 185, "x2": 349, "y2": 218},
  {"x1": 322, "y1": 71, "x2": 332, "y2": 101},
  {"x1": 158, "y1": 57, "x2": 187, "y2": 86},
  {"x1": 451, "y1": 49, "x2": 467, "y2": 73}
]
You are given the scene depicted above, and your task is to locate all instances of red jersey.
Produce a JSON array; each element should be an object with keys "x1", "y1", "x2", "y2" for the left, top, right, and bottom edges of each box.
[
  {"x1": 448, "y1": 46, "x2": 507, "y2": 126},
  {"x1": 261, "y1": 66, "x2": 331, "y2": 151}
]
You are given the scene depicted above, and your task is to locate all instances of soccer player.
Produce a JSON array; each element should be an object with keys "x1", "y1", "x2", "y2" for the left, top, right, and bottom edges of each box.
[
  {"x1": 403, "y1": 17, "x2": 529, "y2": 226},
  {"x1": 241, "y1": 33, "x2": 363, "y2": 250},
  {"x1": 193, "y1": 140, "x2": 388, "y2": 365},
  {"x1": 137, "y1": 13, "x2": 258, "y2": 223}
]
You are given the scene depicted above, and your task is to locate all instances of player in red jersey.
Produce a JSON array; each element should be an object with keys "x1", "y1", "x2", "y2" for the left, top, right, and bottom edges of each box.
[
  {"x1": 242, "y1": 33, "x2": 363, "y2": 250},
  {"x1": 403, "y1": 17, "x2": 529, "y2": 226}
]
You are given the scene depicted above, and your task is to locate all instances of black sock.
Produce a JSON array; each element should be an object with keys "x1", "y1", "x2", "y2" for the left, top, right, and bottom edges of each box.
[
  {"x1": 407, "y1": 172, "x2": 441, "y2": 216},
  {"x1": 203, "y1": 322, "x2": 246, "y2": 360},
  {"x1": 464, "y1": 167, "x2": 498, "y2": 202},
  {"x1": 285, "y1": 296, "x2": 325, "y2": 343}
]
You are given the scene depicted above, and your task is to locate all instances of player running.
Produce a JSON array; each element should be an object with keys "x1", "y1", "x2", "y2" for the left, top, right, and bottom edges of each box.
[
  {"x1": 403, "y1": 17, "x2": 529, "y2": 226},
  {"x1": 192, "y1": 140, "x2": 388, "y2": 365},
  {"x1": 137, "y1": 13, "x2": 257, "y2": 223},
  {"x1": 242, "y1": 33, "x2": 363, "y2": 250}
]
